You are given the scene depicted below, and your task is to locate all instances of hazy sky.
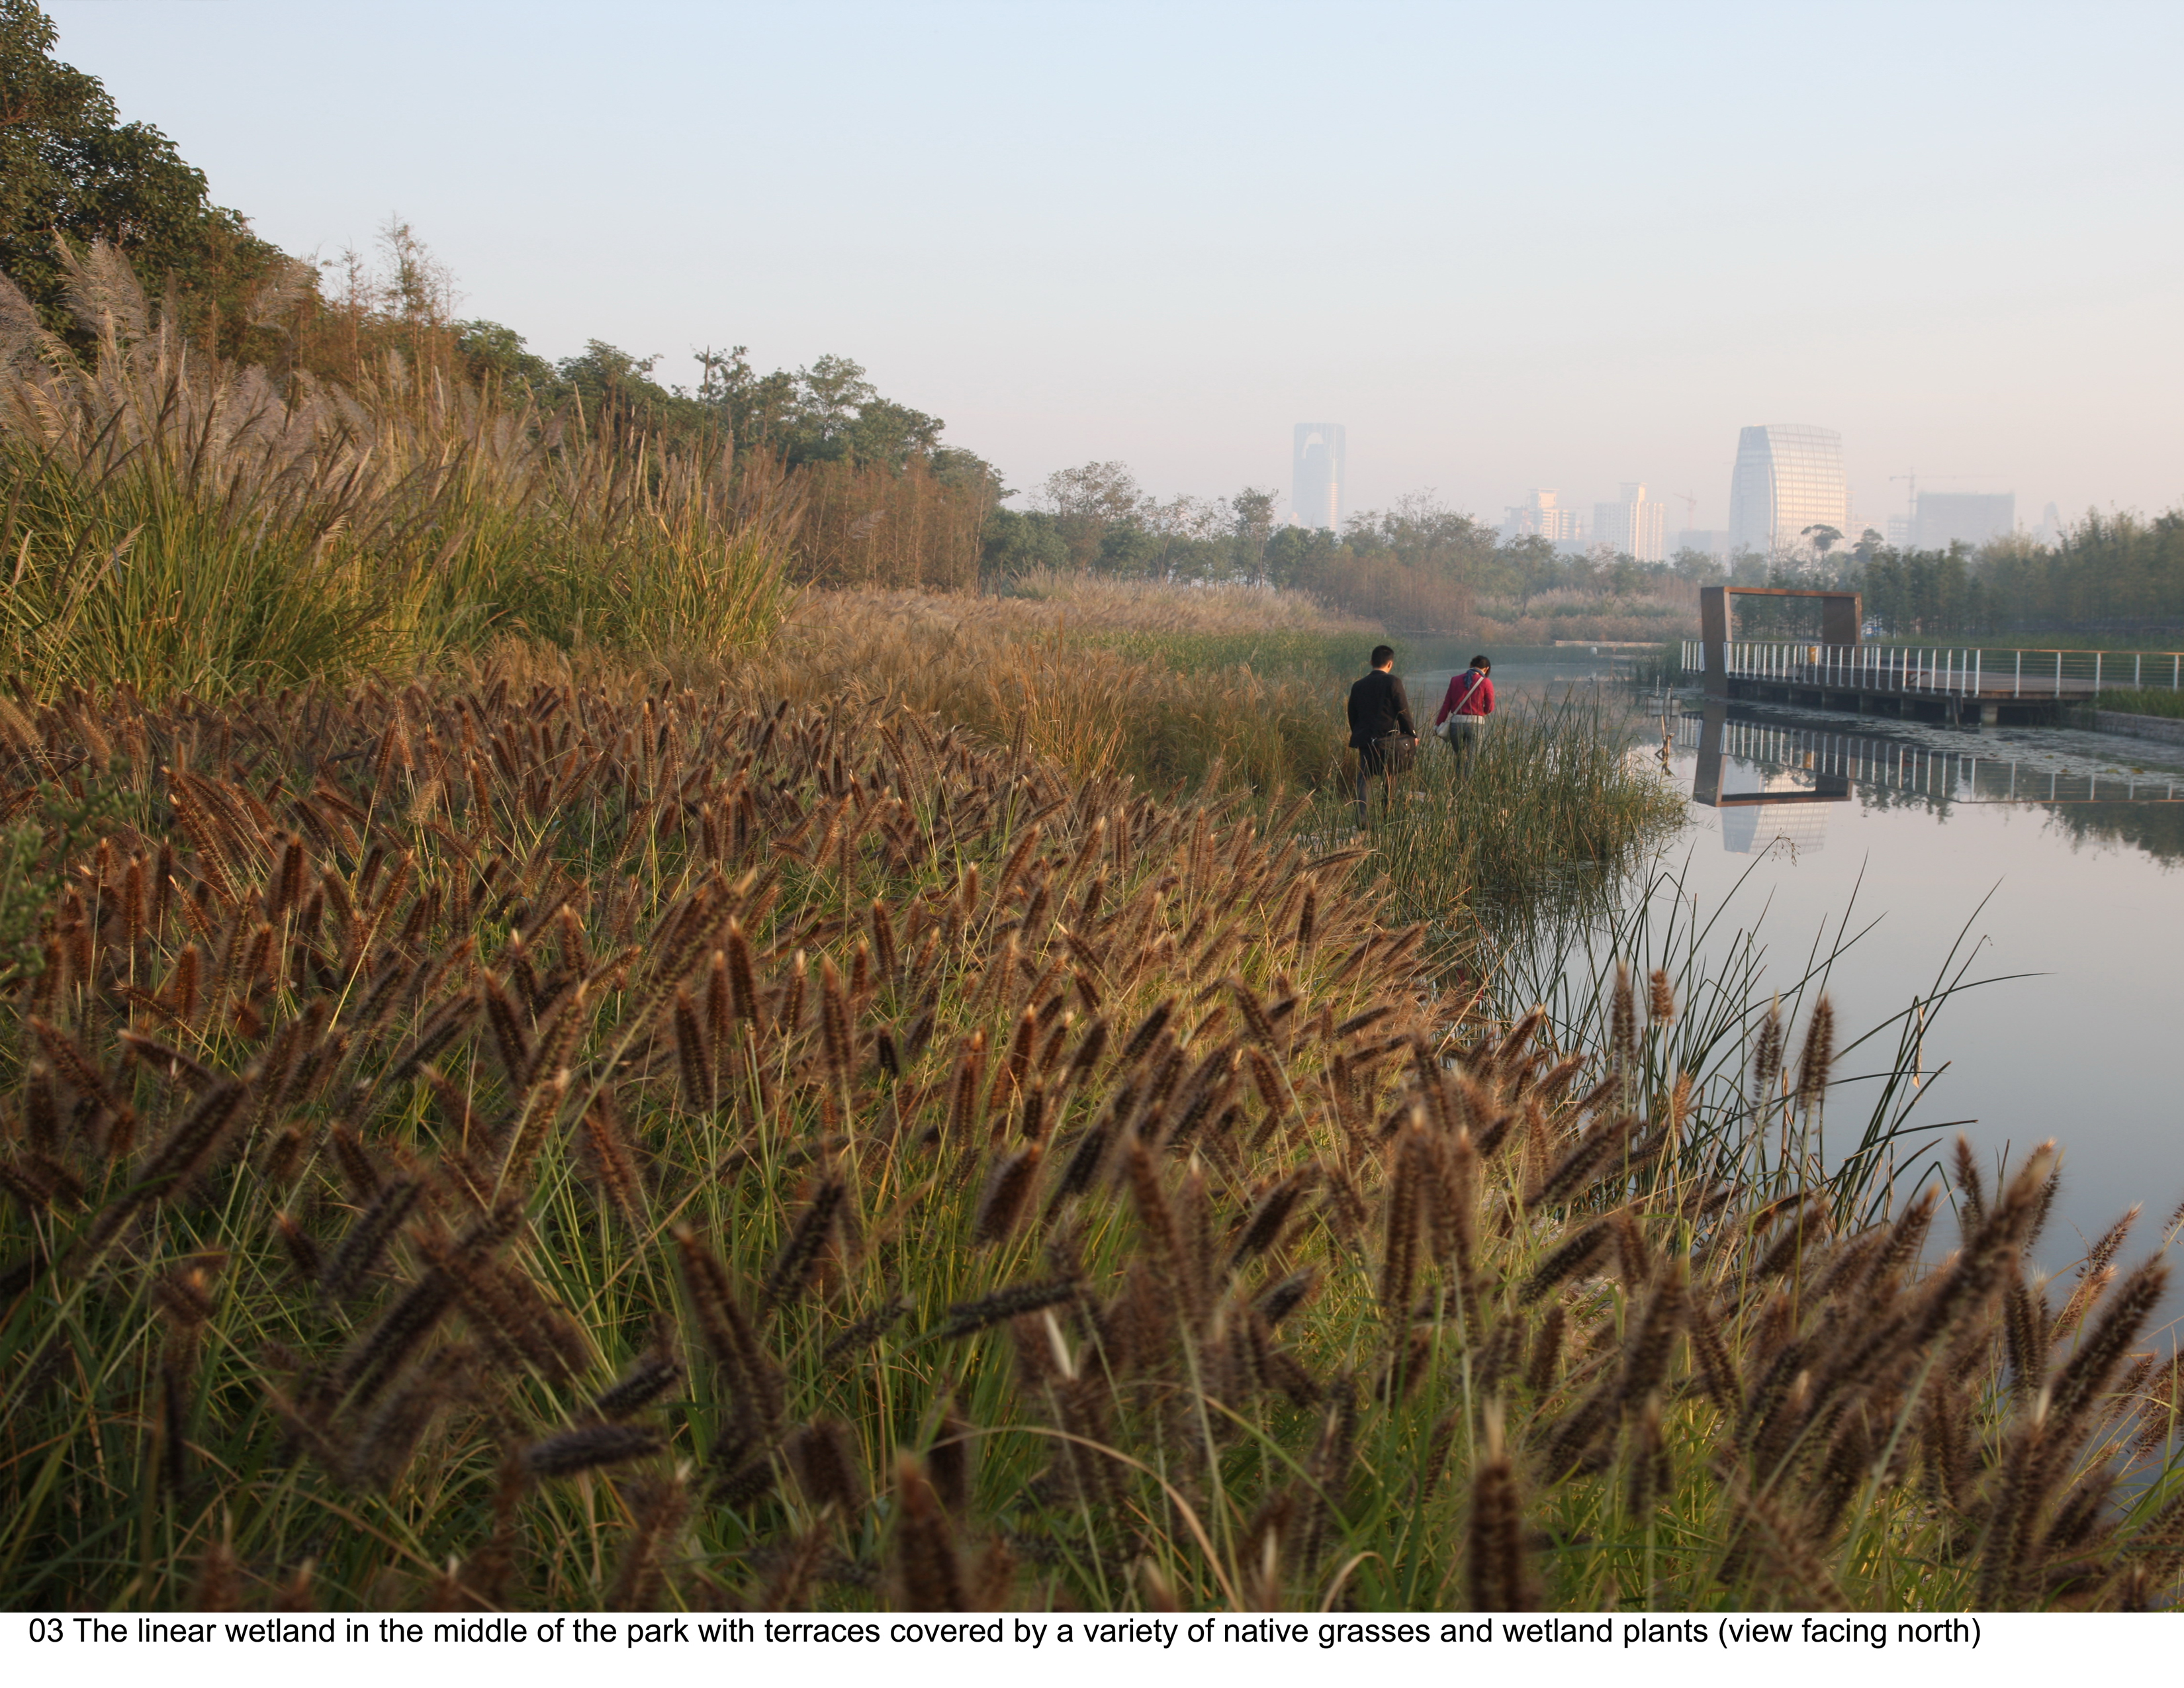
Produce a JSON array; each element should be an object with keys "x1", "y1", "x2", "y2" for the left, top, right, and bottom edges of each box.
[{"x1": 45, "y1": 1, "x2": 2184, "y2": 531}]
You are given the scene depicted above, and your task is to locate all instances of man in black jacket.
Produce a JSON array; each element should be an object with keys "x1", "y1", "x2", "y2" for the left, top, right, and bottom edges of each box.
[{"x1": 1346, "y1": 645, "x2": 1418, "y2": 825}]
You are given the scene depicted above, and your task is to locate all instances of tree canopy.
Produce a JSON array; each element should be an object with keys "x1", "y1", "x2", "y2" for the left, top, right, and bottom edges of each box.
[{"x1": 0, "y1": 0, "x2": 284, "y2": 343}]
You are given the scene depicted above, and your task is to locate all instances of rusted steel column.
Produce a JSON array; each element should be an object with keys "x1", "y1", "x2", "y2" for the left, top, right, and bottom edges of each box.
[{"x1": 1700, "y1": 586, "x2": 1729, "y2": 698}]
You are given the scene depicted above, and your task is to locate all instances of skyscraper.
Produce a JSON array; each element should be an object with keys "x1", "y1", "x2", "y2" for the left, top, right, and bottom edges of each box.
[
  {"x1": 1728, "y1": 424, "x2": 1850, "y2": 557},
  {"x1": 1593, "y1": 483, "x2": 1668, "y2": 562},
  {"x1": 1291, "y1": 424, "x2": 1345, "y2": 532}
]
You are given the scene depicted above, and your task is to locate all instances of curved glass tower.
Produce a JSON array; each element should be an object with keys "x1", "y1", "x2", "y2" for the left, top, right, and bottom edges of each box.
[
  {"x1": 1728, "y1": 424, "x2": 1848, "y2": 557},
  {"x1": 1291, "y1": 423, "x2": 1345, "y2": 532}
]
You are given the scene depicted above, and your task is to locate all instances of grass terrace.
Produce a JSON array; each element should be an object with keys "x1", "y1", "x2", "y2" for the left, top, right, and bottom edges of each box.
[{"x1": 0, "y1": 675, "x2": 2177, "y2": 1613}]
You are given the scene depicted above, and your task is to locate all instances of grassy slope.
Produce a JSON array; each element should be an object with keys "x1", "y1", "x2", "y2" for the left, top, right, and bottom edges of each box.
[{"x1": 0, "y1": 677, "x2": 2177, "y2": 1613}]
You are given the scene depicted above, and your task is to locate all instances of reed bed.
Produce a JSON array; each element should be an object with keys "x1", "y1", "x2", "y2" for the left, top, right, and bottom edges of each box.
[
  {"x1": 711, "y1": 592, "x2": 1353, "y2": 796},
  {"x1": 1324, "y1": 690, "x2": 1687, "y2": 929},
  {"x1": 1, "y1": 675, "x2": 2180, "y2": 1613},
  {"x1": 993, "y1": 570, "x2": 1381, "y2": 636},
  {"x1": 0, "y1": 248, "x2": 796, "y2": 704}
]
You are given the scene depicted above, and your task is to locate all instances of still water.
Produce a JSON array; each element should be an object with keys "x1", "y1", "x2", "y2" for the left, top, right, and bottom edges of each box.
[{"x1": 1416, "y1": 653, "x2": 2184, "y2": 1272}]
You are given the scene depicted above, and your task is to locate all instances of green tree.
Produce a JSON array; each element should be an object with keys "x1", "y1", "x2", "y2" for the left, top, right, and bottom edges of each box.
[
  {"x1": 980, "y1": 507, "x2": 1069, "y2": 583},
  {"x1": 456, "y1": 319, "x2": 555, "y2": 387},
  {"x1": 1670, "y1": 545, "x2": 1725, "y2": 585},
  {"x1": 1229, "y1": 487, "x2": 1278, "y2": 581},
  {"x1": 555, "y1": 340, "x2": 679, "y2": 422},
  {"x1": 1039, "y1": 461, "x2": 1146, "y2": 573},
  {"x1": 0, "y1": 0, "x2": 284, "y2": 344}
]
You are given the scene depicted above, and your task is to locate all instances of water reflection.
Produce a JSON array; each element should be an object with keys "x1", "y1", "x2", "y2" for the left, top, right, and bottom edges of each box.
[
  {"x1": 1678, "y1": 702, "x2": 2184, "y2": 866},
  {"x1": 1687, "y1": 704, "x2": 1849, "y2": 855}
]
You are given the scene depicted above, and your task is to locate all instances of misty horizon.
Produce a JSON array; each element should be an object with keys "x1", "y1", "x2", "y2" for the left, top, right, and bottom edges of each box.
[{"x1": 42, "y1": 0, "x2": 2183, "y2": 533}]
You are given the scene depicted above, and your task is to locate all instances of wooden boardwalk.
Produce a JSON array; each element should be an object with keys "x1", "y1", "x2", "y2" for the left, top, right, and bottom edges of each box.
[
  {"x1": 1686, "y1": 586, "x2": 2184, "y2": 726},
  {"x1": 1682, "y1": 639, "x2": 2184, "y2": 726}
]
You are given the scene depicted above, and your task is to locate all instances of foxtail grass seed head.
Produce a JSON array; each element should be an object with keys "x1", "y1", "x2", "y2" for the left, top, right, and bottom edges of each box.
[
  {"x1": 974, "y1": 1145, "x2": 1042, "y2": 1244},
  {"x1": 786, "y1": 1419, "x2": 866, "y2": 1515},
  {"x1": 1751, "y1": 1000, "x2": 1784, "y2": 1102},
  {"x1": 891, "y1": 1455, "x2": 966, "y2": 1612},
  {"x1": 725, "y1": 917, "x2": 760, "y2": 1026},
  {"x1": 764, "y1": 1178, "x2": 846, "y2": 1312},
  {"x1": 1795, "y1": 995, "x2": 1835, "y2": 1109},
  {"x1": 522, "y1": 1423, "x2": 663, "y2": 1479},
  {"x1": 593, "y1": 1350, "x2": 684, "y2": 1420},
  {"x1": 673, "y1": 987, "x2": 713, "y2": 1113},
  {"x1": 1467, "y1": 1411, "x2": 1537, "y2": 1612},
  {"x1": 820, "y1": 956, "x2": 852, "y2": 1088},
  {"x1": 936, "y1": 1278, "x2": 1077, "y2": 1340}
]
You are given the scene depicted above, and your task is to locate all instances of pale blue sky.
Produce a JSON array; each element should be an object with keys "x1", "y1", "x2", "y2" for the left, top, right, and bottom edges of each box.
[{"x1": 46, "y1": 1, "x2": 2184, "y2": 532}]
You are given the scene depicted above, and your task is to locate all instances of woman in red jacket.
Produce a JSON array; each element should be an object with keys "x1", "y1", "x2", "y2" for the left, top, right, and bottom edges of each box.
[{"x1": 1434, "y1": 655, "x2": 1494, "y2": 767}]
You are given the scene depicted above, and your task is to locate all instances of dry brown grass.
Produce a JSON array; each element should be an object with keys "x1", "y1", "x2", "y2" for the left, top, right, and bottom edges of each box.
[
  {"x1": 993, "y1": 570, "x2": 1380, "y2": 635},
  {"x1": 635, "y1": 590, "x2": 1357, "y2": 796},
  {"x1": 0, "y1": 672, "x2": 2178, "y2": 1613}
]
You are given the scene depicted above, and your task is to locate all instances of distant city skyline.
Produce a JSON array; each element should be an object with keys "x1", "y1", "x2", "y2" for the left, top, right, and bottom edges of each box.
[
  {"x1": 38, "y1": 3, "x2": 2184, "y2": 530},
  {"x1": 1302, "y1": 420, "x2": 2038, "y2": 557}
]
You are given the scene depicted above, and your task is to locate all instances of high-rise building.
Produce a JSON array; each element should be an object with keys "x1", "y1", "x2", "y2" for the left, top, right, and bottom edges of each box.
[
  {"x1": 1291, "y1": 424, "x2": 1345, "y2": 532},
  {"x1": 1912, "y1": 491, "x2": 2014, "y2": 551},
  {"x1": 1728, "y1": 424, "x2": 1850, "y2": 557},
  {"x1": 1593, "y1": 483, "x2": 1668, "y2": 562},
  {"x1": 1503, "y1": 489, "x2": 1582, "y2": 547}
]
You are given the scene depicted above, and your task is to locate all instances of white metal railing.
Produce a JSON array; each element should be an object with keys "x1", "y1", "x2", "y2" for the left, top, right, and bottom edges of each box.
[
  {"x1": 1678, "y1": 641, "x2": 2184, "y2": 700},
  {"x1": 1674, "y1": 712, "x2": 2184, "y2": 803}
]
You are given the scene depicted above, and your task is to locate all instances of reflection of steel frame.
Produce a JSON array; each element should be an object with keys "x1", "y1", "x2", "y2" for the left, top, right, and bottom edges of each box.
[
  {"x1": 1689, "y1": 704, "x2": 1850, "y2": 808},
  {"x1": 1698, "y1": 585, "x2": 1861, "y2": 700}
]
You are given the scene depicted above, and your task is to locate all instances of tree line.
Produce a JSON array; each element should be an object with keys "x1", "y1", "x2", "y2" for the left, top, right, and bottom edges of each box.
[
  {"x1": 988, "y1": 465, "x2": 1690, "y2": 632},
  {"x1": 1721, "y1": 517, "x2": 2184, "y2": 640},
  {"x1": 0, "y1": 0, "x2": 996, "y2": 591}
]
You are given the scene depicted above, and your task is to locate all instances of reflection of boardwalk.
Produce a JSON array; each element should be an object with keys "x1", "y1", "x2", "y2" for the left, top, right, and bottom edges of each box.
[
  {"x1": 1677, "y1": 712, "x2": 2184, "y2": 805},
  {"x1": 1716, "y1": 769, "x2": 1833, "y2": 855},
  {"x1": 1681, "y1": 707, "x2": 1849, "y2": 855}
]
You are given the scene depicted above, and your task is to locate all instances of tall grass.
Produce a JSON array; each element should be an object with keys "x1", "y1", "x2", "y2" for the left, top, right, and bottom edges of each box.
[
  {"x1": 706, "y1": 591, "x2": 1353, "y2": 796},
  {"x1": 0, "y1": 248, "x2": 796, "y2": 702},
  {"x1": 3, "y1": 677, "x2": 2177, "y2": 1613},
  {"x1": 1319, "y1": 690, "x2": 1687, "y2": 931},
  {"x1": 2095, "y1": 688, "x2": 2184, "y2": 722},
  {"x1": 994, "y1": 569, "x2": 1379, "y2": 635}
]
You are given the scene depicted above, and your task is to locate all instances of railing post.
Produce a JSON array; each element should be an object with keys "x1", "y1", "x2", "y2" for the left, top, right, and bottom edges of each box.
[
  {"x1": 2015, "y1": 649, "x2": 2021, "y2": 698},
  {"x1": 2096, "y1": 651, "x2": 2103, "y2": 692}
]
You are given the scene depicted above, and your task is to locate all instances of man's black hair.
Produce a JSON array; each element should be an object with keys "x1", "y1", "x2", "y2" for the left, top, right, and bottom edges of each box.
[
  {"x1": 1370, "y1": 644, "x2": 1396, "y2": 667},
  {"x1": 1469, "y1": 654, "x2": 1490, "y2": 669}
]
